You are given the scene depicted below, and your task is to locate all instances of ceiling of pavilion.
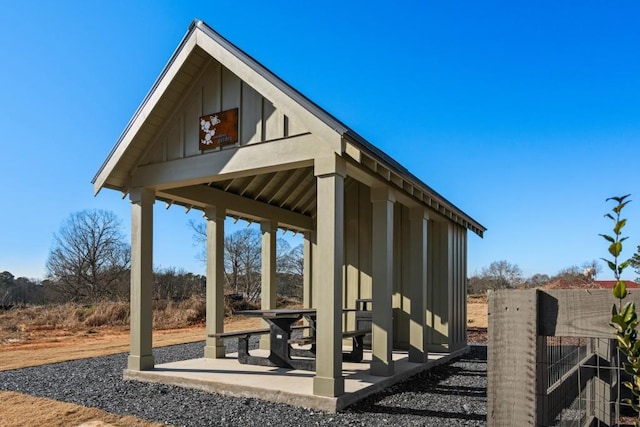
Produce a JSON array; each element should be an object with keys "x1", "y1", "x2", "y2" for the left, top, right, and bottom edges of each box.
[{"x1": 207, "y1": 166, "x2": 317, "y2": 220}]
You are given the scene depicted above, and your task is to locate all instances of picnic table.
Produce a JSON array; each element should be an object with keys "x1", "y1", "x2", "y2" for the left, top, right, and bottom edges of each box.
[{"x1": 211, "y1": 308, "x2": 370, "y2": 371}]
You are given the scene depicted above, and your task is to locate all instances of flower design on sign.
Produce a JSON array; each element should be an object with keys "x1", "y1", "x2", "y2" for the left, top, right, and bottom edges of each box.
[
  {"x1": 198, "y1": 108, "x2": 239, "y2": 151},
  {"x1": 200, "y1": 115, "x2": 222, "y2": 146}
]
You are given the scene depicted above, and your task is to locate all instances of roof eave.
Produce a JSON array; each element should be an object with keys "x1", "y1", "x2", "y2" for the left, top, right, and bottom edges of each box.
[
  {"x1": 92, "y1": 19, "x2": 202, "y2": 193},
  {"x1": 343, "y1": 131, "x2": 486, "y2": 237}
]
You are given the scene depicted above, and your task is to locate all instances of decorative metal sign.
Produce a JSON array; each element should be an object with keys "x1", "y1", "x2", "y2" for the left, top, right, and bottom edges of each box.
[{"x1": 199, "y1": 108, "x2": 239, "y2": 150}]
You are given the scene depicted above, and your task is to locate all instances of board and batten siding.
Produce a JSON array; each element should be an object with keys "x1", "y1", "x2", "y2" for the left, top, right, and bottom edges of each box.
[
  {"x1": 392, "y1": 202, "x2": 411, "y2": 348},
  {"x1": 426, "y1": 221, "x2": 468, "y2": 352},
  {"x1": 139, "y1": 60, "x2": 308, "y2": 166},
  {"x1": 340, "y1": 180, "x2": 467, "y2": 350},
  {"x1": 343, "y1": 179, "x2": 373, "y2": 331}
]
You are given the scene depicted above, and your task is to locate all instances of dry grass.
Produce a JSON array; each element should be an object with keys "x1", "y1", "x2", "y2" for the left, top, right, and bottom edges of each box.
[
  {"x1": 0, "y1": 295, "x2": 261, "y2": 346},
  {"x1": 0, "y1": 302, "x2": 128, "y2": 345},
  {"x1": 0, "y1": 297, "x2": 213, "y2": 345},
  {"x1": 0, "y1": 390, "x2": 164, "y2": 427},
  {"x1": 466, "y1": 294, "x2": 488, "y2": 328}
]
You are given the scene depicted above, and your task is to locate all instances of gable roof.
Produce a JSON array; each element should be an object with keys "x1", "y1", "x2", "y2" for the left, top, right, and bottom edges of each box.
[{"x1": 93, "y1": 19, "x2": 486, "y2": 237}]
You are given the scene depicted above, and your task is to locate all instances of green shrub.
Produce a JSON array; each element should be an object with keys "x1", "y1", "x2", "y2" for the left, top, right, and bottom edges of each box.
[{"x1": 603, "y1": 195, "x2": 640, "y2": 424}]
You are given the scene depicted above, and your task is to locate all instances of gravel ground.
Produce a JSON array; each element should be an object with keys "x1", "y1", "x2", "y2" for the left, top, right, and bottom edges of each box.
[{"x1": 0, "y1": 338, "x2": 487, "y2": 426}]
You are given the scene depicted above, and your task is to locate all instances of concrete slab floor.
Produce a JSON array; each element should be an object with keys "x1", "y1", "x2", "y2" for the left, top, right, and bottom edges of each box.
[{"x1": 123, "y1": 346, "x2": 469, "y2": 413}]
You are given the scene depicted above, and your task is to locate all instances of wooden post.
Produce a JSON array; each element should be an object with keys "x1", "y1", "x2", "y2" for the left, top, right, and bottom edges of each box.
[
  {"x1": 260, "y1": 220, "x2": 277, "y2": 349},
  {"x1": 370, "y1": 186, "x2": 395, "y2": 376},
  {"x1": 408, "y1": 207, "x2": 428, "y2": 363},
  {"x1": 204, "y1": 206, "x2": 226, "y2": 358},
  {"x1": 128, "y1": 188, "x2": 155, "y2": 371},
  {"x1": 312, "y1": 155, "x2": 345, "y2": 397},
  {"x1": 302, "y1": 231, "x2": 314, "y2": 336},
  {"x1": 303, "y1": 231, "x2": 313, "y2": 308},
  {"x1": 488, "y1": 289, "x2": 538, "y2": 426}
]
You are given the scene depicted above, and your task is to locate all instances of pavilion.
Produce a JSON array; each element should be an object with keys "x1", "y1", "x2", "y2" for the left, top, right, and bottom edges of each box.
[{"x1": 92, "y1": 19, "x2": 485, "y2": 402}]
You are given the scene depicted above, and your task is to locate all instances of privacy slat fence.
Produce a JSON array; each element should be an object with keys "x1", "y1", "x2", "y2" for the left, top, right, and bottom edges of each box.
[{"x1": 488, "y1": 289, "x2": 638, "y2": 426}]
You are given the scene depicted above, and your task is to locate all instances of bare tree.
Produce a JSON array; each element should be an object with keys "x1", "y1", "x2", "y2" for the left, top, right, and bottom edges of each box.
[
  {"x1": 481, "y1": 260, "x2": 523, "y2": 290},
  {"x1": 274, "y1": 241, "x2": 302, "y2": 275},
  {"x1": 550, "y1": 260, "x2": 601, "y2": 286},
  {"x1": 221, "y1": 228, "x2": 259, "y2": 299},
  {"x1": 189, "y1": 220, "x2": 262, "y2": 298},
  {"x1": 189, "y1": 219, "x2": 207, "y2": 263},
  {"x1": 189, "y1": 219, "x2": 303, "y2": 300},
  {"x1": 277, "y1": 243, "x2": 304, "y2": 298},
  {"x1": 525, "y1": 273, "x2": 551, "y2": 288},
  {"x1": 46, "y1": 209, "x2": 130, "y2": 302}
]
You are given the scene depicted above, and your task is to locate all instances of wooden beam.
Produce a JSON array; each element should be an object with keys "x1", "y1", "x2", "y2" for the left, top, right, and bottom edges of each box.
[
  {"x1": 159, "y1": 185, "x2": 313, "y2": 231},
  {"x1": 266, "y1": 169, "x2": 296, "y2": 205},
  {"x1": 538, "y1": 289, "x2": 640, "y2": 338},
  {"x1": 131, "y1": 133, "x2": 330, "y2": 190},
  {"x1": 290, "y1": 177, "x2": 316, "y2": 212},
  {"x1": 238, "y1": 175, "x2": 259, "y2": 196},
  {"x1": 279, "y1": 168, "x2": 310, "y2": 208},
  {"x1": 300, "y1": 191, "x2": 317, "y2": 216},
  {"x1": 253, "y1": 172, "x2": 278, "y2": 200},
  {"x1": 344, "y1": 141, "x2": 361, "y2": 162},
  {"x1": 345, "y1": 161, "x2": 417, "y2": 207}
]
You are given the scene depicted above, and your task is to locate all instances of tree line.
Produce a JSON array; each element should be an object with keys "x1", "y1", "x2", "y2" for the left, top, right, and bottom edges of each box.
[
  {"x1": 5, "y1": 209, "x2": 640, "y2": 305},
  {"x1": 1, "y1": 209, "x2": 304, "y2": 307},
  {"x1": 468, "y1": 256, "x2": 640, "y2": 295},
  {"x1": 0, "y1": 272, "x2": 45, "y2": 307}
]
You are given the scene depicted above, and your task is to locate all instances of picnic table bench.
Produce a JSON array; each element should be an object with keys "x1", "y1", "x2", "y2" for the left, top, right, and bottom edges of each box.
[
  {"x1": 209, "y1": 308, "x2": 372, "y2": 370},
  {"x1": 209, "y1": 324, "x2": 312, "y2": 368}
]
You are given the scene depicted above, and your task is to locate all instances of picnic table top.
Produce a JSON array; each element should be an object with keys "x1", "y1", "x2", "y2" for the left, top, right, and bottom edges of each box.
[{"x1": 233, "y1": 308, "x2": 317, "y2": 319}]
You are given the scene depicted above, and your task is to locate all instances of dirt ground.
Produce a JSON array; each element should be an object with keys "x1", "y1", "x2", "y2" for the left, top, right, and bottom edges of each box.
[
  {"x1": 0, "y1": 390, "x2": 164, "y2": 427},
  {"x1": 467, "y1": 297, "x2": 488, "y2": 328},
  {"x1": 0, "y1": 316, "x2": 261, "y2": 427},
  {"x1": 0, "y1": 302, "x2": 487, "y2": 426},
  {"x1": 466, "y1": 296, "x2": 488, "y2": 344},
  {"x1": 0, "y1": 316, "x2": 260, "y2": 372}
]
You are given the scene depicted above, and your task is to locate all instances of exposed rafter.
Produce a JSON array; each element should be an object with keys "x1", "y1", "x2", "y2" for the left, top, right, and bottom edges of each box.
[{"x1": 159, "y1": 185, "x2": 312, "y2": 231}]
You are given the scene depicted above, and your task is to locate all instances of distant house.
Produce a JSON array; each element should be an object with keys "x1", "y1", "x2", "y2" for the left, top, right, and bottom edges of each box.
[
  {"x1": 593, "y1": 280, "x2": 640, "y2": 289},
  {"x1": 543, "y1": 279, "x2": 640, "y2": 290}
]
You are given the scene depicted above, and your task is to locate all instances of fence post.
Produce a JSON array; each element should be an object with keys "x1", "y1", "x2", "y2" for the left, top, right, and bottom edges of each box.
[
  {"x1": 536, "y1": 336, "x2": 550, "y2": 426},
  {"x1": 488, "y1": 289, "x2": 539, "y2": 426}
]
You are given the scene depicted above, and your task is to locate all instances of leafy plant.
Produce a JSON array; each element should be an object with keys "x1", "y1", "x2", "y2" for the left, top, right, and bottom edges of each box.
[
  {"x1": 603, "y1": 194, "x2": 639, "y2": 423},
  {"x1": 631, "y1": 245, "x2": 640, "y2": 282}
]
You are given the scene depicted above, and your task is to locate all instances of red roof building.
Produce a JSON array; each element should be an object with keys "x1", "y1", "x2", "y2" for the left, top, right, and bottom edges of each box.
[{"x1": 594, "y1": 280, "x2": 640, "y2": 289}]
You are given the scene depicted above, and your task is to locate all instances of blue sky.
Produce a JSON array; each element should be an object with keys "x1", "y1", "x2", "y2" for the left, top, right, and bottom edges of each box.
[{"x1": 1, "y1": 1, "x2": 639, "y2": 280}]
